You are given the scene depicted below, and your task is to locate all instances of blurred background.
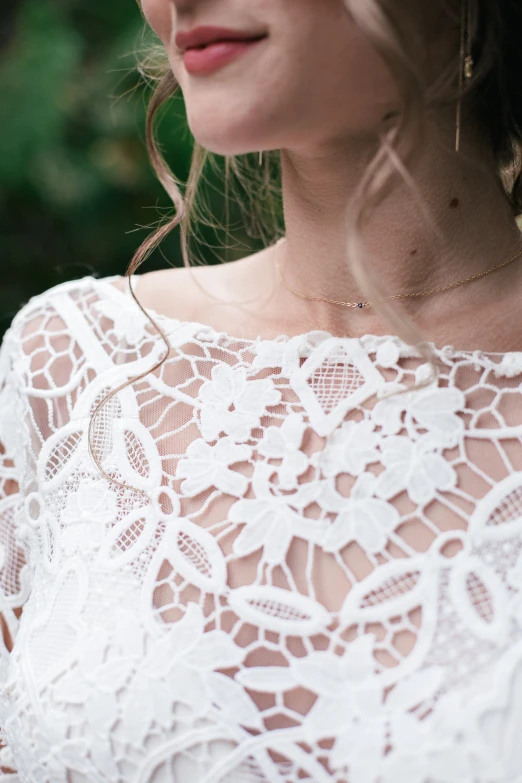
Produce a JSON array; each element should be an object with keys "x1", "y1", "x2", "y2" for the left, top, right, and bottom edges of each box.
[{"x1": 0, "y1": 0, "x2": 281, "y2": 336}]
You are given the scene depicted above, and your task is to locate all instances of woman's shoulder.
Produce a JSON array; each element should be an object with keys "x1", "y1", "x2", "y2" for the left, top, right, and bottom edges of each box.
[
  {"x1": 134, "y1": 248, "x2": 280, "y2": 338},
  {"x1": 2, "y1": 275, "x2": 142, "y2": 377},
  {"x1": 8, "y1": 275, "x2": 121, "y2": 334},
  {"x1": 133, "y1": 265, "x2": 209, "y2": 325},
  {"x1": 4, "y1": 248, "x2": 275, "y2": 353}
]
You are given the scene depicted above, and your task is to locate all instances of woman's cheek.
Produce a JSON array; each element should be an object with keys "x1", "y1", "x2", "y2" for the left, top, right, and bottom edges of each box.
[{"x1": 140, "y1": 0, "x2": 172, "y2": 44}]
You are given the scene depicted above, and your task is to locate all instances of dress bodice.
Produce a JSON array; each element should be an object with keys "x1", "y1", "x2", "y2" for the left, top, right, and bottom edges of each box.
[{"x1": 0, "y1": 275, "x2": 522, "y2": 782}]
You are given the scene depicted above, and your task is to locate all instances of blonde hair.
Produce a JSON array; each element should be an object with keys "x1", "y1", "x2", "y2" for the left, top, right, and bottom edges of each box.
[{"x1": 88, "y1": 0, "x2": 522, "y2": 487}]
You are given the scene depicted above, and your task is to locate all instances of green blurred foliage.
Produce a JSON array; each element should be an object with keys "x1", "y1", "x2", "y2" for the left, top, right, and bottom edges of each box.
[{"x1": 0, "y1": 0, "x2": 268, "y2": 334}]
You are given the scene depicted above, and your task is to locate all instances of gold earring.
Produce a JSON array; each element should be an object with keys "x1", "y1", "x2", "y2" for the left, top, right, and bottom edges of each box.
[{"x1": 455, "y1": 0, "x2": 474, "y2": 153}]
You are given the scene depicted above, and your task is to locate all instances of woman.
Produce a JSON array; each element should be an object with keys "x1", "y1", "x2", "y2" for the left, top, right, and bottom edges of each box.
[{"x1": 0, "y1": 0, "x2": 521, "y2": 780}]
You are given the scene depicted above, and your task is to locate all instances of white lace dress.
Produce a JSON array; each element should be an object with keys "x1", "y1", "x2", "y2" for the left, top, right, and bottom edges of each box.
[{"x1": 0, "y1": 275, "x2": 522, "y2": 783}]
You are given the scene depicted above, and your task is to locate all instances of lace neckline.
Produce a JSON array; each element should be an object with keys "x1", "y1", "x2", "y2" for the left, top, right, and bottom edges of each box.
[{"x1": 100, "y1": 274, "x2": 520, "y2": 362}]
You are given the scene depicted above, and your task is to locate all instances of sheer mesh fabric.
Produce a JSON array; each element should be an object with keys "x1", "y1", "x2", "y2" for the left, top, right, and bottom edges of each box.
[{"x1": 0, "y1": 275, "x2": 521, "y2": 781}]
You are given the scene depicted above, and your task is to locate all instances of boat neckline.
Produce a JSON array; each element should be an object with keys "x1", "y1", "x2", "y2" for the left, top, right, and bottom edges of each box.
[{"x1": 98, "y1": 274, "x2": 521, "y2": 361}]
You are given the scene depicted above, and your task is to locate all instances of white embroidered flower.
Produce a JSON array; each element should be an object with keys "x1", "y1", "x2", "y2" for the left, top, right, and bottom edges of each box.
[
  {"x1": 494, "y1": 352, "x2": 522, "y2": 379},
  {"x1": 290, "y1": 475, "x2": 348, "y2": 515},
  {"x1": 375, "y1": 338, "x2": 401, "y2": 369},
  {"x1": 251, "y1": 340, "x2": 286, "y2": 371},
  {"x1": 296, "y1": 646, "x2": 446, "y2": 780},
  {"x1": 464, "y1": 653, "x2": 522, "y2": 781},
  {"x1": 252, "y1": 333, "x2": 329, "y2": 373},
  {"x1": 95, "y1": 300, "x2": 150, "y2": 346},
  {"x1": 321, "y1": 472, "x2": 401, "y2": 555},
  {"x1": 230, "y1": 463, "x2": 306, "y2": 564},
  {"x1": 372, "y1": 382, "x2": 465, "y2": 446},
  {"x1": 376, "y1": 435, "x2": 457, "y2": 505},
  {"x1": 53, "y1": 604, "x2": 246, "y2": 749},
  {"x1": 316, "y1": 418, "x2": 380, "y2": 478},
  {"x1": 416, "y1": 654, "x2": 522, "y2": 783},
  {"x1": 199, "y1": 364, "x2": 282, "y2": 442},
  {"x1": 379, "y1": 707, "x2": 473, "y2": 783},
  {"x1": 176, "y1": 437, "x2": 252, "y2": 497},
  {"x1": 294, "y1": 638, "x2": 442, "y2": 752},
  {"x1": 61, "y1": 521, "x2": 105, "y2": 556},
  {"x1": 257, "y1": 413, "x2": 309, "y2": 489},
  {"x1": 32, "y1": 727, "x2": 94, "y2": 779},
  {"x1": 115, "y1": 604, "x2": 245, "y2": 742},
  {"x1": 62, "y1": 481, "x2": 117, "y2": 526},
  {"x1": 362, "y1": 334, "x2": 418, "y2": 362}
]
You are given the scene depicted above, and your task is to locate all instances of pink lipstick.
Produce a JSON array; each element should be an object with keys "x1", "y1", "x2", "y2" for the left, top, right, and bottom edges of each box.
[{"x1": 176, "y1": 26, "x2": 268, "y2": 76}]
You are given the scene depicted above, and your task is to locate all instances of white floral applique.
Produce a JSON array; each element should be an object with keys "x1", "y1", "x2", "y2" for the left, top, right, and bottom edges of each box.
[
  {"x1": 61, "y1": 523, "x2": 106, "y2": 557},
  {"x1": 60, "y1": 481, "x2": 118, "y2": 555},
  {"x1": 94, "y1": 299, "x2": 150, "y2": 346},
  {"x1": 31, "y1": 724, "x2": 95, "y2": 782},
  {"x1": 239, "y1": 633, "x2": 454, "y2": 782},
  {"x1": 378, "y1": 685, "x2": 474, "y2": 783},
  {"x1": 251, "y1": 333, "x2": 326, "y2": 374},
  {"x1": 466, "y1": 646, "x2": 522, "y2": 782},
  {"x1": 198, "y1": 364, "x2": 282, "y2": 442},
  {"x1": 361, "y1": 334, "x2": 419, "y2": 363},
  {"x1": 230, "y1": 463, "x2": 325, "y2": 564},
  {"x1": 257, "y1": 413, "x2": 309, "y2": 490},
  {"x1": 493, "y1": 352, "x2": 522, "y2": 379},
  {"x1": 52, "y1": 604, "x2": 246, "y2": 751},
  {"x1": 315, "y1": 418, "x2": 380, "y2": 478},
  {"x1": 62, "y1": 481, "x2": 117, "y2": 526},
  {"x1": 175, "y1": 437, "x2": 252, "y2": 498},
  {"x1": 251, "y1": 340, "x2": 286, "y2": 371},
  {"x1": 290, "y1": 474, "x2": 348, "y2": 514},
  {"x1": 112, "y1": 603, "x2": 236, "y2": 743},
  {"x1": 304, "y1": 651, "x2": 452, "y2": 782},
  {"x1": 375, "y1": 338, "x2": 401, "y2": 369},
  {"x1": 321, "y1": 472, "x2": 401, "y2": 555},
  {"x1": 376, "y1": 434, "x2": 457, "y2": 505},
  {"x1": 373, "y1": 377, "x2": 465, "y2": 446}
]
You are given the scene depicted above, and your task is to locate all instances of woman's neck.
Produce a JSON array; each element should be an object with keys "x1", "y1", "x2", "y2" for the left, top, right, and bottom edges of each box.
[{"x1": 274, "y1": 115, "x2": 522, "y2": 343}]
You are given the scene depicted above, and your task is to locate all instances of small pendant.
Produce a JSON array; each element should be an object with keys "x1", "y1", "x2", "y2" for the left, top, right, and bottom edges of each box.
[
  {"x1": 358, "y1": 303, "x2": 364, "y2": 308},
  {"x1": 464, "y1": 55, "x2": 474, "y2": 80}
]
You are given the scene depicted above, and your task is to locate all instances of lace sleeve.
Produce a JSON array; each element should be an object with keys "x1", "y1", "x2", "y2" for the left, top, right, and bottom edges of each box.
[{"x1": 0, "y1": 325, "x2": 32, "y2": 780}]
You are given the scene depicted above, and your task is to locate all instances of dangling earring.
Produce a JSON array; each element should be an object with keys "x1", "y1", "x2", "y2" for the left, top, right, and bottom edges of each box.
[
  {"x1": 258, "y1": 151, "x2": 263, "y2": 166},
  {"x1": 455, "y1": 0, "x2": 474, "y2": 153}
]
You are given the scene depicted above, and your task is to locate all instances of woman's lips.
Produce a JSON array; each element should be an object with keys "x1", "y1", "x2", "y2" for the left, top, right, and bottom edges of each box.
[{"x1": 183, "y1": 37, "x2": 267, "y2": 76}]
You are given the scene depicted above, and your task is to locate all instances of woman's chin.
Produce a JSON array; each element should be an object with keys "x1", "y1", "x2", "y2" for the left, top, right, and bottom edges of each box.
[{"x1": 188, "y1": 128, "x2": 269, "y2": 158}]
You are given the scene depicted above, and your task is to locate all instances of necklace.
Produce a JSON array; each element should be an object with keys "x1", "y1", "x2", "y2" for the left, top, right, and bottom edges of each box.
[{"x1": 275, "y1": 240, "x2": 522, "y2": 309}]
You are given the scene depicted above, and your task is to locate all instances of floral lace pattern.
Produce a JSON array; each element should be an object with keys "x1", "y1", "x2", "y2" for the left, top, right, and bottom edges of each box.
[{"x1": 0, "y1": 275, "x2": 521, "y2": 781}]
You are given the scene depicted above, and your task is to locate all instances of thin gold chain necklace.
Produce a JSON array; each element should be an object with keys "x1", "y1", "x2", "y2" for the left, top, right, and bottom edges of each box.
[{"x1": 274, "y1": 241, "x2": 522, "y2": 309}]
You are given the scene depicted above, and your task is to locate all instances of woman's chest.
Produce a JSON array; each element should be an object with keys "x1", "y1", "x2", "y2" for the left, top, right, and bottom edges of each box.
[{"x1": 10, "y1": 333, "x2": 522, "y2": 782}]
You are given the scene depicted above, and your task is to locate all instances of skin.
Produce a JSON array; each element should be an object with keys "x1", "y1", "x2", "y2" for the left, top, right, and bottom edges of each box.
[{"x1": 137, "y1": 0, "x2": 522, "y2": 350}]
